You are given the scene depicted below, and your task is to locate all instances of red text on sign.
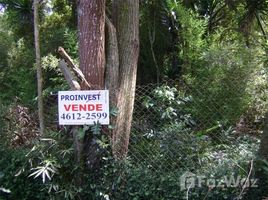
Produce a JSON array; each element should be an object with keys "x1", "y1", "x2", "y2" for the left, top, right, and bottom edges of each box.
[{"x1": 64, "y1": 104, "x2": 103, "y2": 112}]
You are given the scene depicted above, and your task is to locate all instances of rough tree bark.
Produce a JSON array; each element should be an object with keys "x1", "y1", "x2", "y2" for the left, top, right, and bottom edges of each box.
[
  {"x1": 77, "y1": 0, "x2": 139, "y2": 160},
  {"x1": 33, "y1": 0, "x2": 44, "y2": 135},
  {"x1": 105, "y1": 16, "x2": 119, "y2": 106},
  {"x1": 78, "y1": 0, "x2": 105, "y2": 89},
  {"x1": 77, "y1": 0, "x2": 106, "y2": 170},
  {"x1": 111, "y1": 0, "x2": 140, "y2": 159}
]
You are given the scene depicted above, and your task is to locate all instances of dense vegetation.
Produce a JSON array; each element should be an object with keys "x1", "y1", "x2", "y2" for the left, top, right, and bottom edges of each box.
[{"x1": 0, "y1": 0, "x2": 267, "y2": 199}]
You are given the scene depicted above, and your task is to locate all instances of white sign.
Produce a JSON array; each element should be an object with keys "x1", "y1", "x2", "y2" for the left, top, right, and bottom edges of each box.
[{"x1": 58, "y1": 90, "x2": 109, "y2": 125}]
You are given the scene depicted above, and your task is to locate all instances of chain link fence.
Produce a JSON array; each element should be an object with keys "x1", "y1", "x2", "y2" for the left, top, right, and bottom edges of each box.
[
  {"x1": 124, "y1": 75, "x2": 264, "y2": 194},
  {"x1": 43, "y1": 76, "x2": 266, "y2": 169},
  {"x1": 41, "y1": 73, "x2": 266, "y2": 198}
]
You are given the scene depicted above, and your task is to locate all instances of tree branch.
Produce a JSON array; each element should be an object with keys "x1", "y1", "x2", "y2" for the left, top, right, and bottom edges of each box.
[
  {"x1": 58, "y1": 47, "x2": 91, "y2": 89},
  {"x1": 58, "y1": 60, "x2": 81, "y2": 90}
]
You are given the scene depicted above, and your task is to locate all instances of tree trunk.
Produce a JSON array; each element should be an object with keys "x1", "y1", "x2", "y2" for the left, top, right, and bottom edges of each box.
[
  {"x1": 105, "y1": 16, "x2": 119, "y2": 106},
  {"x1": 33, "y1": 0, "x2": 44, "y2": 135},
  {"x1": 78, "y1": 0, "x2": 105, "y2": 89},
  {"x1": 77, "y1": 0, "x2": 139, "y2": 160},
  {"x1": 77, "y1": 0, "x2": 106, "y2": 171},
  {"x1": 112, "y1": 0, "x2": 139, "y2": 159}
]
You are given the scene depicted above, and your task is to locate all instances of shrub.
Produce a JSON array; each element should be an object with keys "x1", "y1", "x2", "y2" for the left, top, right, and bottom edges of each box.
[{"x1": 0, "y1": 144, "x2": 47, "y2": 200}]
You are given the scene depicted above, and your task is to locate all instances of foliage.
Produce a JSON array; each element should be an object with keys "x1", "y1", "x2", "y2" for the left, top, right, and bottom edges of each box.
[
  {"x1": 0, "y1": 119, "x2": 260, "y2": 200},
  {"x1": 4, "y1": 103, "x2": 39, "y2": 147},
  {"x1": 167, "y1": 0, "x2": 208, "y2": 66},
  {"x1": 0, "y1": 104, "x2": 7, "y2": 138},
  {"x1": 0, "y1": 15, "x2": 13, "y2": 68},
  {"x1": 0, "y1": 143, "x2": 47, "y2": 200},
  {"x1": 142, "y1": 85, "x2": 194, "y2": 126},
  {"x1": 0, "y1": 0, "x2": 34, "y2": 38},
  {"x1": 62, "y1": 29, "x2": 78, "y2": 59},
  {"x1": 0, "y1": 0, "x2": 267, "y2": 199},
  {"x1": 0, "y1": 38, "x2": 36, "y2": 104},
  {"x1": 3, "y1": 122, "x2": 110, "y2": 200},
  {"x1": 186, "y1": 41, "x2": 265, "y2": 127},
  {"x1": 41, "y1": 53, "x2": 68, "y2": 95},
  {"x1": 91, "y1": 126, "x2": 259, "y2": 200},
  {"x1": 138, "y1": 0, "x2": 173, "y2": 83}
]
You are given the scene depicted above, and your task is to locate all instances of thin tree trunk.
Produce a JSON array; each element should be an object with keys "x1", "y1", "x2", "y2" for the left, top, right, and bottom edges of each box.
[
  {"x1": 112, "y1": 0, "x2": 139, "y2": 159},
  {"x1": 78, "y1": 0, "x2": 105, "y2": 89},
  {"x1": 33, "y1": 0, "x2": 44, "y2": 135},
  {"x1": 105, "y1": 16, "x2": 119, "y2": 106}
]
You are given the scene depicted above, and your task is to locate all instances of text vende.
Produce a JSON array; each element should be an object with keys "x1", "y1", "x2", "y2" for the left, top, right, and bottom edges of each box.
[{"x1": 64, "y1": 104, "x2": 103, "y2": 112}]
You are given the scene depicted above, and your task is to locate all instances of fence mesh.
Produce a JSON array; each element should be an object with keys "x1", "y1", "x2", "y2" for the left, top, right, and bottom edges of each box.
[
  {"x1": 128, "y1": 81, "x2": 263, "y2": 197},
  {"x1": 44, "y1": 76, "x2": 266, "y2": 166}
]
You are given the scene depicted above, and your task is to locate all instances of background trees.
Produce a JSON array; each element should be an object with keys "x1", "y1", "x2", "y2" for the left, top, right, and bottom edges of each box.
[{"x1": 0, "y1": 0, "x2": 267, "y2": 199}]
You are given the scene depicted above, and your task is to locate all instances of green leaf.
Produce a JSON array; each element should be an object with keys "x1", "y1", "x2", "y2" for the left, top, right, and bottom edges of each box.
[
  {"x1": 29, "y1": 160, "x2": 57, "y2": 183},
  {"x1": 108, "y1": 124, "x2": 115, "y2": 130},
  {"x1": 110, "y1": 107, "x2": 119, "y2": 116},
  {"x1": 83, "y1": 125, "x2": 90, "y2": 131},
  {"x1": 78, "y1": 127, "x2": 86, "y2": 140},
  {"x1": 91, "y1": 122, "x2": 101, "y2": 135},
  {"x1": 0, "y1": 172, "x2": 4, "y2": 179}
]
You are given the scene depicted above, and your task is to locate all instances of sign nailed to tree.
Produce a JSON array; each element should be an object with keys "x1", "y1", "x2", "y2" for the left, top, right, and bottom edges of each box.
[{"x1": 58, "y1": 90, "x2": 109, "y2": 125}]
